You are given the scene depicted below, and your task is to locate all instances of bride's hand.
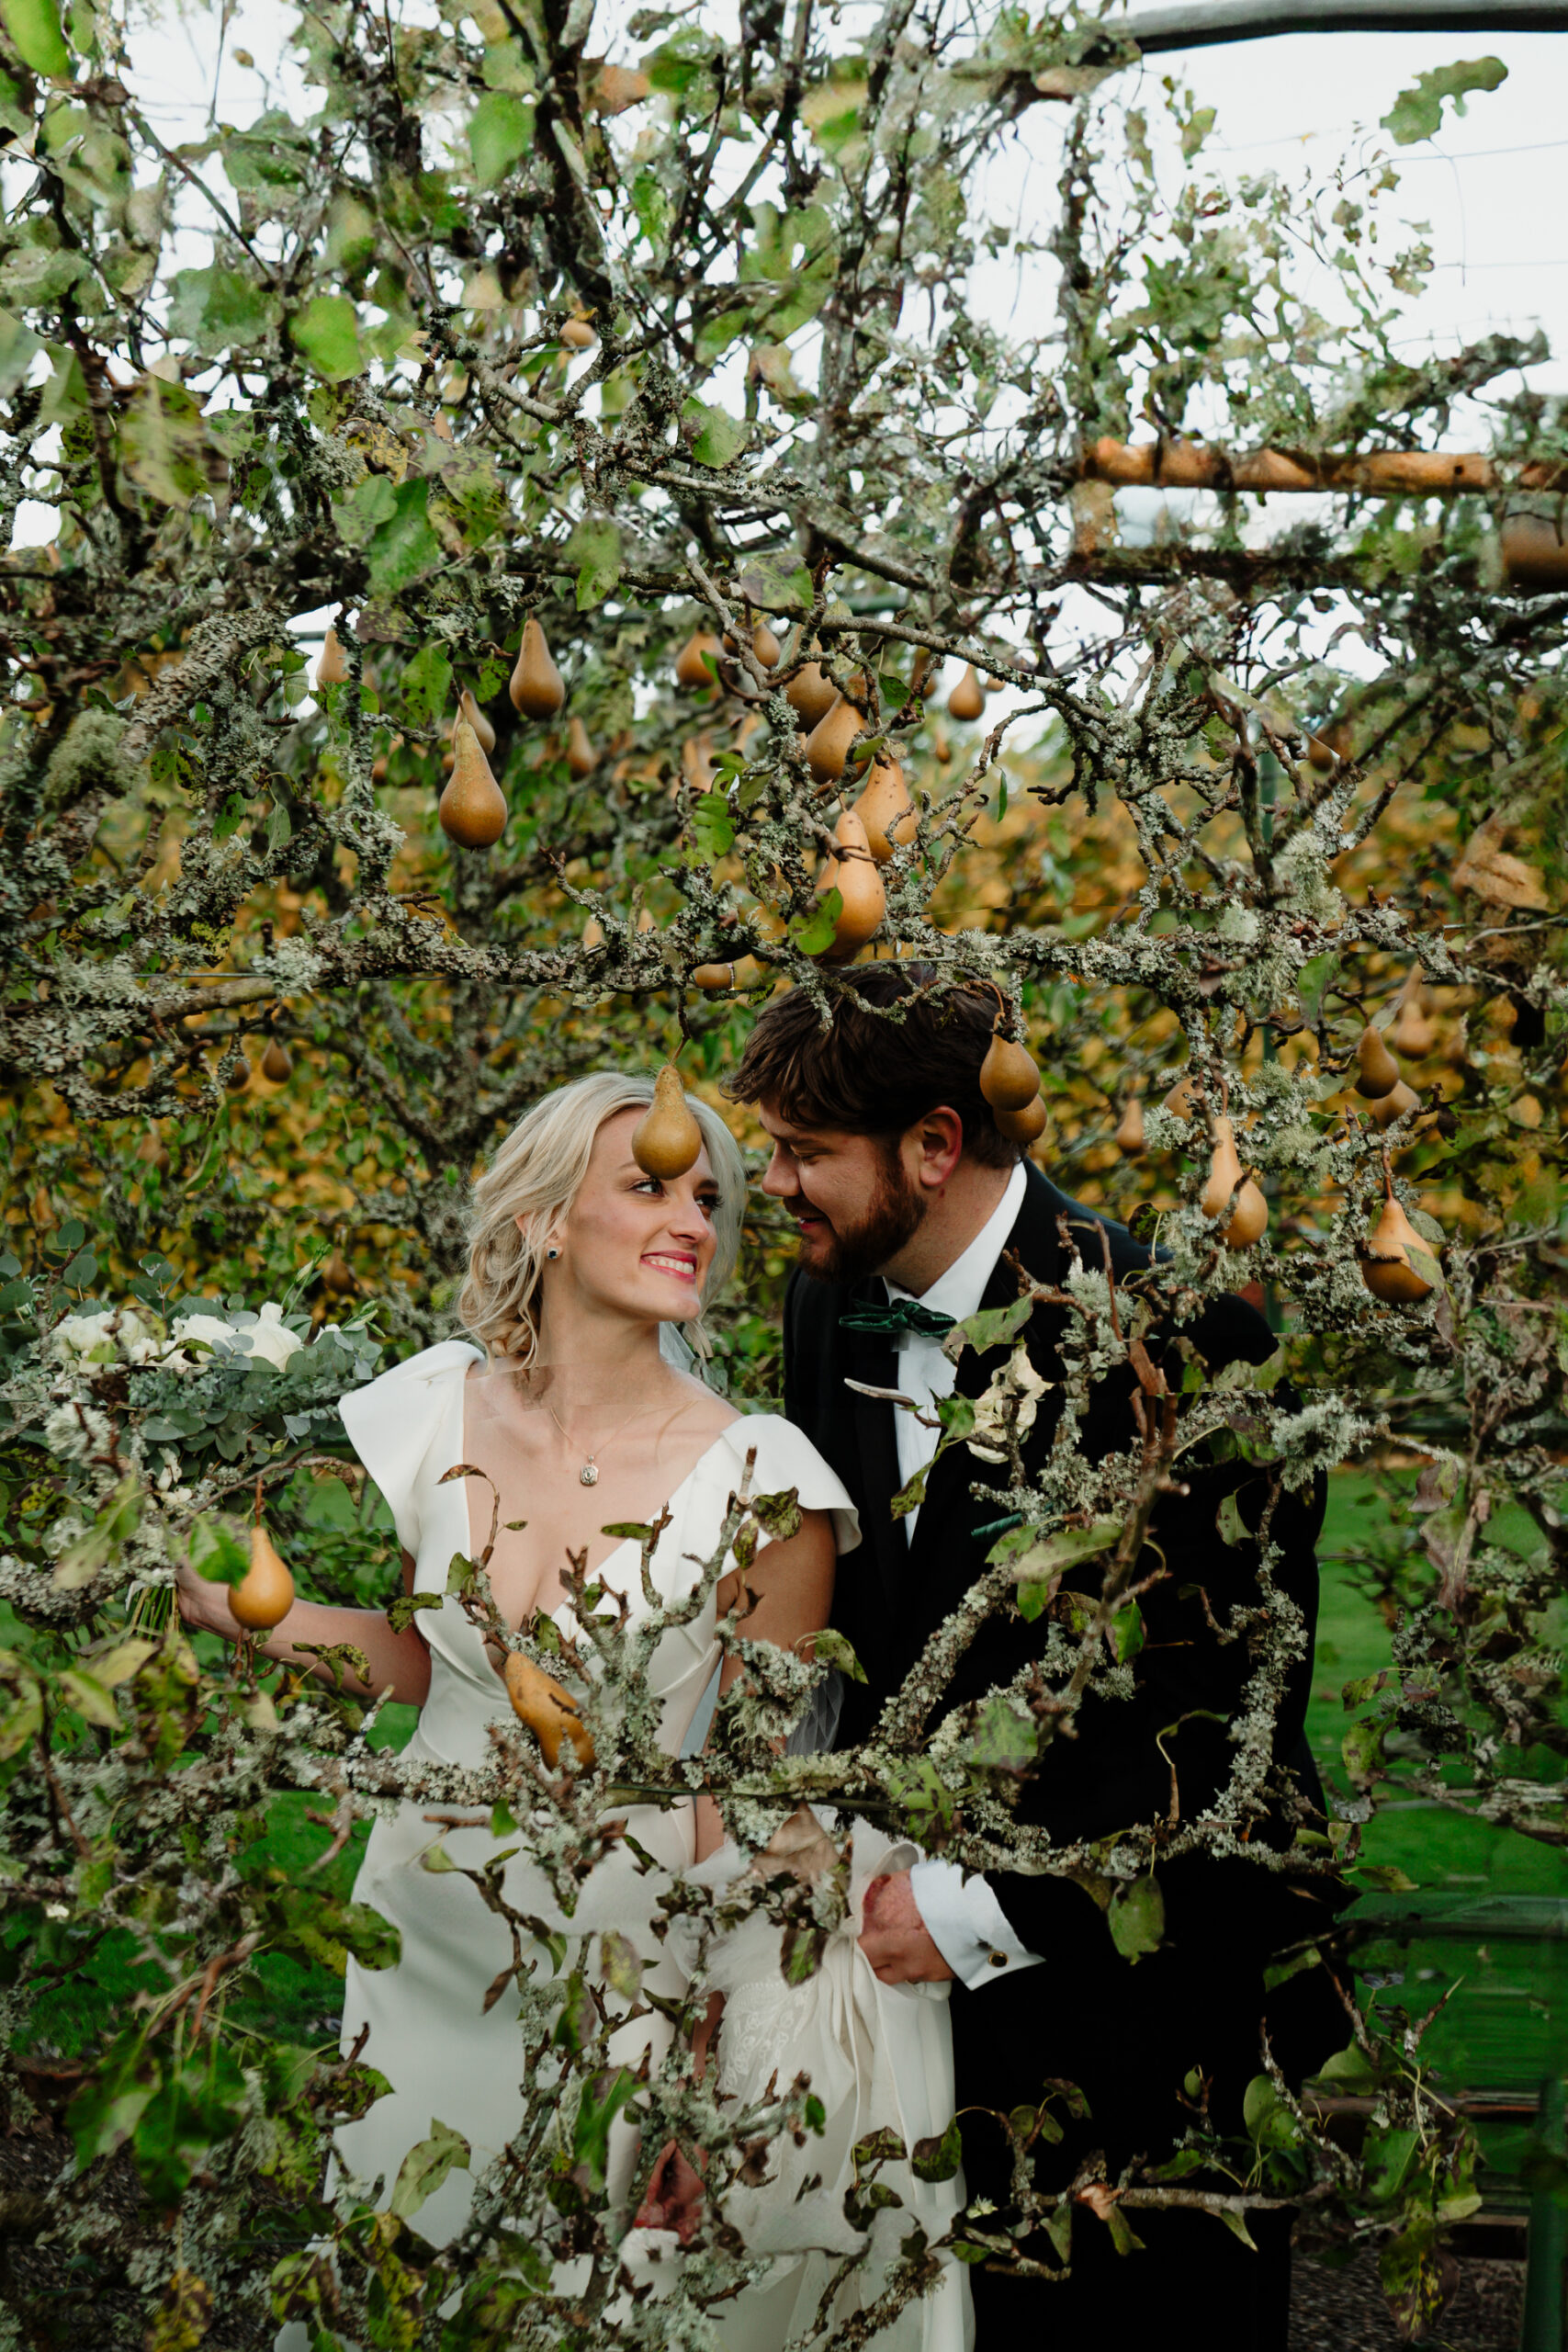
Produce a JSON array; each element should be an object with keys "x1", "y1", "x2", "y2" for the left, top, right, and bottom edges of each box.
[
  {"x1": 634, "y1": 2140, "x2": 705, "y2": 2244},
  {"x1": 173, "y1": 1559, "x2": 232, "y2": 1640}
]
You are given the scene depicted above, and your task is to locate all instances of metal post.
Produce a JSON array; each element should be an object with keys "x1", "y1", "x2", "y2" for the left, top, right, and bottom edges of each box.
[{"x1": 1520, "y1": 2075, "x2": 1566, "y2": 2352}]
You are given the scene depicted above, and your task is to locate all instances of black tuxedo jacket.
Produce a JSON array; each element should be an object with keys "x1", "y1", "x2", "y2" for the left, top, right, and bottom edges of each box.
[{"x1": 783, "y1": 1163, "x2": 1344, "y2": 2189}]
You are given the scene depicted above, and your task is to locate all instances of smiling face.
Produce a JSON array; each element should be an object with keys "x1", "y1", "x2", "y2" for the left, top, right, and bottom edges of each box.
[
  {"x1": 756, "y1": 1103, "x2": 927, "y2": 1283},
  {"x1": 536, "y1": 1105, "x2": 721, "y2": 1326}
]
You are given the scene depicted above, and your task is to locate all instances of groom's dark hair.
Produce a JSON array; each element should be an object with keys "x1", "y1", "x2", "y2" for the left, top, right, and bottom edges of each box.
[{"x1": 724, "y1": 965, "x2": 1021, "y2": 1169}]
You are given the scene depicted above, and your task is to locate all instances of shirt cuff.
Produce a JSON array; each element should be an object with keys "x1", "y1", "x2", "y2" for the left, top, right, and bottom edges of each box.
[{"x1": 908, "y1": 1859, "x2": 1044, "y2": 1991}]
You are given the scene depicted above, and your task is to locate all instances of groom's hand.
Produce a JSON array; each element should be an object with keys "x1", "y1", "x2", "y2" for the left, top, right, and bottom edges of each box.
[{"x1": 859, "y1": 1871, "x2": 954, "y2": 1984}]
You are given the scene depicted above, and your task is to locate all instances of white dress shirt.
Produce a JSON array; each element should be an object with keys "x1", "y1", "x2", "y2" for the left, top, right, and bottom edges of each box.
[{"x1": 882, "y1": 1163, "x2": 1045, "y2": 1990}]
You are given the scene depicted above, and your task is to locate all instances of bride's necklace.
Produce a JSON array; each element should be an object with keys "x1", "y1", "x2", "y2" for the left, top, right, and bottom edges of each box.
[{"x1": 542, "y1": 1395, "x2": 650, "y2": 1487}]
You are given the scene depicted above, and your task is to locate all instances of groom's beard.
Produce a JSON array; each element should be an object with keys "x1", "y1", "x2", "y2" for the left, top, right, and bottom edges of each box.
[{"x1": 792, "y1": 1148, "x2": 925, "y2": 1284}]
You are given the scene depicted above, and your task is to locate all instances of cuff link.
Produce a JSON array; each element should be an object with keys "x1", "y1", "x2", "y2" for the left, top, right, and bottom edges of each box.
[{"x1": 988, "y1": 1951, "x2": 1009, "y2": 1968}]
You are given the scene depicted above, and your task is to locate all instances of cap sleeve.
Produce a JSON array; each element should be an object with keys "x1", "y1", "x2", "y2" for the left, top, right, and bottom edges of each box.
[
  {"x1": 337, "y1": 1339, "x2": 482, "y2": 1558},
  {"x1": 716, "y1": 1414, "x2": 861, "y2": 1556}
]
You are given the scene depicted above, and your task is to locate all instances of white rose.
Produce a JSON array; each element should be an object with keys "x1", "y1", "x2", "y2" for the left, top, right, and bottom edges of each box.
[
  {"x1": 168, "y1": 1311, "x2": 241, "y2": 1366},
  {"x1": 965, "y1": 1345, "x2": 1051, "y2": 1464},
  {"x1": 239, "y1": 1303, "x2": 305, "y2": 1371},
  {"x1": 49, "y1": 1307, "x2": 152, "y2": 1363}
]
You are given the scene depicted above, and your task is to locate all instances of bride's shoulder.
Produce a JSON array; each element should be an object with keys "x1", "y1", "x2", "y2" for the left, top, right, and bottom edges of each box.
[
  {"x1": 344, "y1": 1337, "x2": 482, "y2": 1408},
  {"x1": 705, "y1": 1412, "x2": 862, "y2": 1552}
]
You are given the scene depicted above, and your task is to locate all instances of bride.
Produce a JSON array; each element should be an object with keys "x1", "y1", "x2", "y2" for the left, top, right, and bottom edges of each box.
[{"x1": 178, "y1": 1071, "x2": 971, "y2": 2352}]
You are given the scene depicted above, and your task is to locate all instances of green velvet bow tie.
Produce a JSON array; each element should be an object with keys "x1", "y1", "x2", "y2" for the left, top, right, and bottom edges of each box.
[{"x1": 839, "y1": 1299, "x2": 956, "y2": 1341}]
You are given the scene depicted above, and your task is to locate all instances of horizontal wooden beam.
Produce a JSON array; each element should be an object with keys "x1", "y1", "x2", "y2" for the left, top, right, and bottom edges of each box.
[
  {"x1": 1080, "y1": 435, "x2": 1568, "y2": 497},
  {"x1": 1107, "y1": 0, "x2": 1568, "y2": 51}
]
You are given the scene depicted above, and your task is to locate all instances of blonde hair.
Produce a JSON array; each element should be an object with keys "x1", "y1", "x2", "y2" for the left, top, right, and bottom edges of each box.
[{"x1": 457, "y1": 1072, "x2": 748, "y2": 1368}]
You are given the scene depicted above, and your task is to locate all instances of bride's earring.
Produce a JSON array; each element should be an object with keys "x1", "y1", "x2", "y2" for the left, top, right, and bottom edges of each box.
[{"x1": 546, "y1": 1245, "x2": 560, "y2": 1261}]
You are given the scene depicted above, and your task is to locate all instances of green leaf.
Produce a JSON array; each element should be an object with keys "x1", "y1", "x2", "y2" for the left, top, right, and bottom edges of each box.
[
  {"x1": 1382, "y1": 56, "x2": 1506, "y2": 145},
  {"x1": 166, "y1": 266, "x2": 278, "y2": 356},
  {"x1": 389, "y1": 2118, "x2": 469, "y2": 2219},
  {"x1": 363, "y1": 479, "x2": 442, "y2": 594},
  {"x1": 567, "y1": 514, "x2": 622, "y2": 610},
  {"x1": 400, "y1": 643, "x2": 453, "y2": 729},
  {"x1": 571, "y1": 2066, "x2": 637, "y2": 2191},
  {"x1": 1107, "y1": 1873, "x2": 1165, "y2": 1963},
  {"x1": 54, "y1": 1475, "x2": 142, "y2": 1590},
  {"x1": 385, "y1": 1590, "x2": 443, "y2": 1634},
  {"x1": 468, "y1": 90, "x2": 533, "y2": 187},
  {"x1": 949, "y1": 1295, "x2": 1035, "y2": 1357},
  {"x1": 810, "y1": 1627, "x2": 867, "y2": 1684},
  {"x1": 188, "y1": 1516, "x2": 249, "y2": 1591},
  {"x1": 996, "y1": 1516, "x2": 1120, "y2": 1577},
  {"x1": 3, "y1": 0, "x2": 70, "y2": 74},
  {"x1": 691, "y1": 794, "x2": 734, "y2": 858},
  {"x1": 682, "y1": 398, "x2": 747, "y2": 468},
  {"x1": 289, "y1": 294, "x2": 362, "y2": 382},
  {"x1": 0, "y1": 308, "x2": 41, "y2": 396},
  {"x1": 119, "y1": 377, "x2": 222, "y2": 510},
  {"x1": 58, "y1": 1668, "x2": 119, "y2": 1728},
  {"x1": 788, "y1": 892, "x2": 840, "y2": 957},
  {"x1": 1314, "y1": 2040, "x2": 1380, "y2": 2094},
  {"x1": 1216, "y1": 1490, "x2": 1247, "y2": 1547},
  {"x1": 1111, "y1": 1598, "x2": 1145, "y2": 1664},
  {"x1": 1295, "y1": 951, "x2": 1337, "y2": 1028},
  {"x1": 1341, "y1": 1716, "x2": 1386, "y2": 1789},
  {"x1": 1363, "y1": 2123, "x2": 1419, "y2": 2204}
]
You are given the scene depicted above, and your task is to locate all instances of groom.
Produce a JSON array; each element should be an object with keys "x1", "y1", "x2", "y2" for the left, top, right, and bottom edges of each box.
[{"x1": 727, "y1": 968, "x2": 1346, "y2": 2347}]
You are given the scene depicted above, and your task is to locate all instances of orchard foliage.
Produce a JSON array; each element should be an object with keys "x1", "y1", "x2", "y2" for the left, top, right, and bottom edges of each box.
[{"x1": 0, "y1": 0, "x2": 1564, "y2": 2342}]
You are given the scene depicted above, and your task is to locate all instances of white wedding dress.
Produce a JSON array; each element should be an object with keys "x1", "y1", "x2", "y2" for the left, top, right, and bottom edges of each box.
[{"x1": 277, "y1": 1340, "x2": 971, "y2": 2352}]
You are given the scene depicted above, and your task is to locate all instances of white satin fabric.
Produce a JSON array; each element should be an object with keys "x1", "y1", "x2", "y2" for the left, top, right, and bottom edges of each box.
[{"x1": 275, "y1": 1340, "x2": 970, "y2": 2352}]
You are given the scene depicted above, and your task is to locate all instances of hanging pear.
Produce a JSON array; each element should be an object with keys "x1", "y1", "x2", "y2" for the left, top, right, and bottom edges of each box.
[
  {"x1": 510, "y1": 618, "x2": 566, "y2": 720},
  {"x1": 1114, "y1": 1096, "x2": 1145, "y2": 1156},
  {"x1": 692, "y1": 956, "x2": 763, "y2": 990},
  {"x1": 229, "y1": 1519, "x2": 296, "y2": 1633},
  {"x1": 752, "y1": 622, "x2": 782, "y2": 668},
  {"x1": 261, "y1": 1040, "x2": 292, "y2": 1083},
  {"x1": 681, "y1": 734, "x2": 715, "y2": 794},
  {"x1": 453, "y1": 689, "x2": 496, "y2": 754},
  {"x1": 995, "y1": 1094, "x2": 1048, "y2": 1146},
  {"x1": 315, "y1": 625, "x2": 351, "y2": 690},
  {"x1": 567, "y1": 717, "x2": 597, "y2": 778},
  {"x1": 321, "y1": 1249, "x2": 356, "y2": 1295},
  {"x1": 979, "y1": 1026, "x2": 1042, "y2": 1114},
  {"x1": 818, "y1": 809, "x2": 886, "y2": 961},
  {"x1": 675, "y1": 630, "x2": 723, "y2": 689},
  {"x1": 1388, "y1": 974, "x2": 1436, "y2": 1059},
  {"x1": 1360, "y1": 1185, "x2": 1438, "y2": 1305},
  {"x1": 1354, "y1": 1026, "x2": 1401, "y2": 1101},
  {"x1": 1198, "y1": 1118, "x2": 1269, "y2": 1247},
  {"x1": 560, "y1": 315, "x2": 596, "y2": 351},
  {"x1": 804, "y1": 695, "x2": 864, "y2": 786},
  {"x1": 504, "y1": 1652, "x2": 595, "y2": 1770},
  {"x1": 1369, "y1": 1079, "x2": 1421, "y2": 1131},
  {"x1": 852, "y1": 756, "x2": 917, "y2": 863},
  {"x1": 581, "y1": 916, "x2": 604, "y2": 951},
  {"x1": 784, "y1": 662, "x2": 840, "y2": 729},
  {"x1": 632, "y1": 1065, "x2": 703, "y2": 1179},
  {"x1": 1164, "y1": 1072, "x2": 1197, "y2": 1121},
  {"x1": 224, "y1": 1056, "x2": 251, "y2": 1094},
  {"x1": 440, "y1": 720, "x2": 509, "y2": 848},
  {"x1": 947, "y1": 666, "x2": 985, "y2": 721},
  {"x1": 1222, "y1": 1179, "x2": 1269, "y2": 1248}
]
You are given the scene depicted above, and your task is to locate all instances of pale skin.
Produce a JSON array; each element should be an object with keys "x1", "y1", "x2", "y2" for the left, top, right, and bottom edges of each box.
[
  {"x1": 176, "y1": 1107, "x2": 837, "y2": 1883},
  {"x1": 756, "y1": 1097, "x2": 1015, "y2": 1989}
]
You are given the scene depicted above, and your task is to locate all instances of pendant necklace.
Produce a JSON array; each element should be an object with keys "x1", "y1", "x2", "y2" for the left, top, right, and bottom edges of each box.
[{"x1": 543, "y1": 1396, "x2": 649, "y2": 1487}]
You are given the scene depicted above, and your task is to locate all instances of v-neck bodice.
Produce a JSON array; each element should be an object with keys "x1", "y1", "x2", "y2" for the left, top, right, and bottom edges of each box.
[{"x1": 338, "y1": 1340, "x2": 861, "y2": 1770}]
